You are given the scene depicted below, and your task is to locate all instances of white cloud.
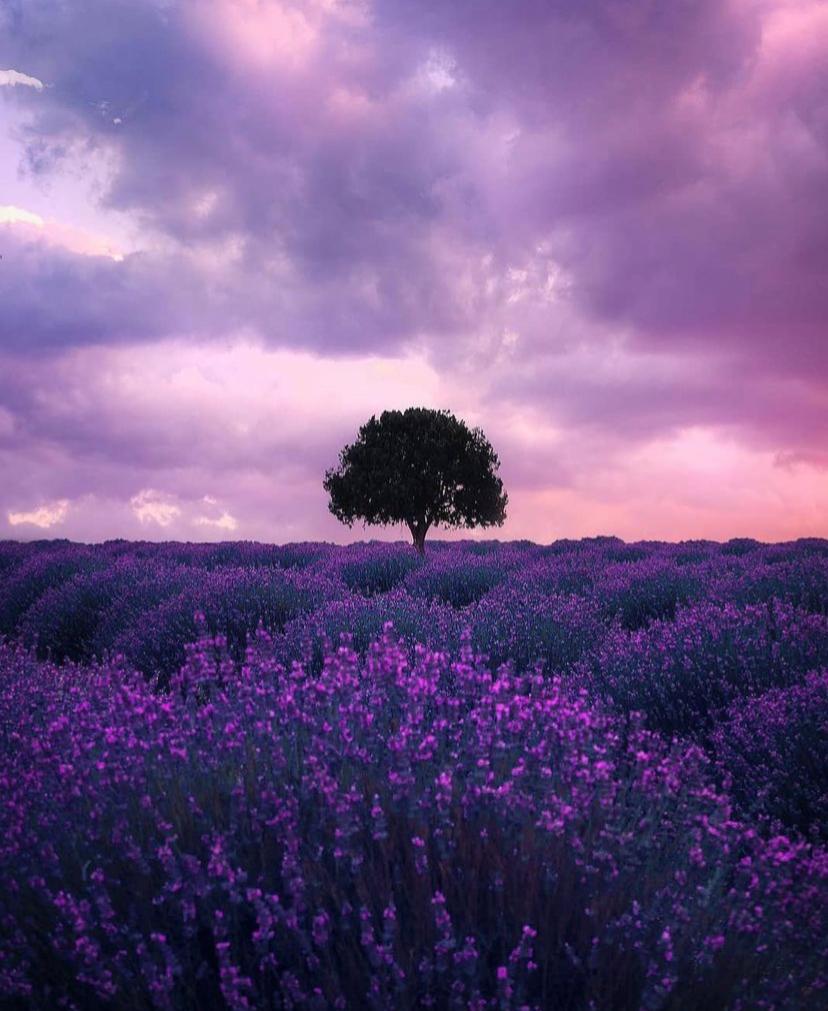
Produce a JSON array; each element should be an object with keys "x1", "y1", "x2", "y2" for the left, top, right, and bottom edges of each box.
[
  {"x1": 194, "y1": 510, "x2": 238, "y2": 531},
  {"x1": 0, "y1": 204, "x2": 125, "y2": 259},
  {"x1": 130, "y1": 488, "x2": 181, "y2": 526},
  {"x1": 414, "y1": 50, "x2": 457, "y2": 93},
  {"x1": 0, "y1": 205, "x2": 45, "y2": 226},
  {"x1": 0, "y1": 69, "x2": 45, "y2": 90},
  {"x1": 8, "y1": 499, "x2": 69, "y2": 528}
]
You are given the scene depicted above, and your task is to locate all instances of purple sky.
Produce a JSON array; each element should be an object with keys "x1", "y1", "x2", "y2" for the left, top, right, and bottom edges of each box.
[{"x1": 1, "y1": 0, "x2": 826, "y2": 544}]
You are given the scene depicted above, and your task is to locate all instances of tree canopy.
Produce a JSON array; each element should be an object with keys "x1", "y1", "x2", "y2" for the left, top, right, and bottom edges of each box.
[{"x1": 323, "y1": 408, "x2": 508, "y2": 553}]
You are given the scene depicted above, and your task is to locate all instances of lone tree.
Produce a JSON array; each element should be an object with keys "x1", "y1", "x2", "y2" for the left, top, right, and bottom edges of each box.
[{"x1": 323, "y1": 407, "x2": 508, "y2": 554}]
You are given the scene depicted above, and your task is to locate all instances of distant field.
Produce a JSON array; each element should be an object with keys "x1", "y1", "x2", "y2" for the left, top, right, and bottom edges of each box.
[{"x1": 1, "y1": 537, "x2": 827, "y2": 1009}]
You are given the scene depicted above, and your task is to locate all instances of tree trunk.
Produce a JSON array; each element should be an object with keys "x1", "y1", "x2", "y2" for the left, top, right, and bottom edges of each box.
[{"x1": 408, "y1": 519, "x2": 429, "y2": 556}]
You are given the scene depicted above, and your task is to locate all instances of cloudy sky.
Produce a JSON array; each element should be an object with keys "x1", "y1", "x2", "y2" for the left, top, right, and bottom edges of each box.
[{"x1": 1, "y1": 0, "x2": 826, "y2": 544}]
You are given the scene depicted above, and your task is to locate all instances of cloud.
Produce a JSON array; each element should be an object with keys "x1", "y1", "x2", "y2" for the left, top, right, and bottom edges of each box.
[
  {"x1": 0, "y1": 0, "x2": 513, "y2": 357},
  {"x1": 2, "y1": 3, "x2": 822, "y2": 369},
  {"x1": 194, "y1": 511, "x2": 238, "y2": 532},
  {"x1": 0, "y1": 203, "x2": 125, "y2": 260},
  {"x1": 0, "y1": 1, "x2": 826, "y2": 541},
  {"x1": 130, "y1": 488, "x2": 181, "y2": 527},
  {"x1": 130, "y1": 487, "x2": 237, "y2": 532},
  {"x1": 0, "y1": 339, "x2": 446, "y2": 479},
  {"x1": 0, "y1": 335, "x2": 825, "y2": 545},
  {"x1": 7, "y1": 498, "x2": 68, "y2": 528},
  {"x1": 0, "y1": 204, "x2": 44, "y2": 225},
  {"x1": 0, "y1": 68, "x2": 44, "y2": 89}
]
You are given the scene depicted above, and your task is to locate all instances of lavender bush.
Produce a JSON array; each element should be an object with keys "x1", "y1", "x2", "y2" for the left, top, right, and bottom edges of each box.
[
  {"x1": 1, "y1": 536, "x2": 827, "y2": 1008},
  {"x1": 577, "y1": 600, "x2": 828, "y2": 738},
  {"x1": 1, "y1": 630, "x2": 826, "y2": 1010},
  {"x1": 711, "y1": 668, "x2": 828, "y2": 839}
]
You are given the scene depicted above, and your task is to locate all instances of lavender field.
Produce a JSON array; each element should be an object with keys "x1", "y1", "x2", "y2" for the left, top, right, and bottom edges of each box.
[{"x1": 1, "y1": 537, "x2": 828, "y2": 1010}]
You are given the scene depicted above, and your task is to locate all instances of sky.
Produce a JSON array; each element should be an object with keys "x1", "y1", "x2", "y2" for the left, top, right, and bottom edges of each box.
[{"x1": 0, "y1": 0, "x2": 826, "y2": 545}]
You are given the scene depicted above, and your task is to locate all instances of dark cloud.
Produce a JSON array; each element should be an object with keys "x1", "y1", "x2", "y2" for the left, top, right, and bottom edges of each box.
[
  {"x1": 0, "y1": 233, "x2": 223, "y2": 352},
  {"x1": 2, "y1": 2, "x2": 822, "y2": 368},
  {"x1": 2, "y1": 0, "x2": 491, "y2": 354}
]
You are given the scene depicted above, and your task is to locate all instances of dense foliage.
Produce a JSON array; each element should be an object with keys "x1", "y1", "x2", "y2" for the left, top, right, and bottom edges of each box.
[{"x1": 1, "y1": 536, "x2": 827, "y2": 1008}]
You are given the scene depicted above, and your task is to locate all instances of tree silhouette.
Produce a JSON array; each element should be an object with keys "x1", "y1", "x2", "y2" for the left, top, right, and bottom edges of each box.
[{"x1": 323, "y1": 408, "x2": 508, "y2": 554}]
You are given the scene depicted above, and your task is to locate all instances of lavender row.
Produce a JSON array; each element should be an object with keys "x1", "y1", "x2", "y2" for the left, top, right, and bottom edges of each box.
[{"x1": 2, "y1": 539, "x2": 826, "y2": 672}]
